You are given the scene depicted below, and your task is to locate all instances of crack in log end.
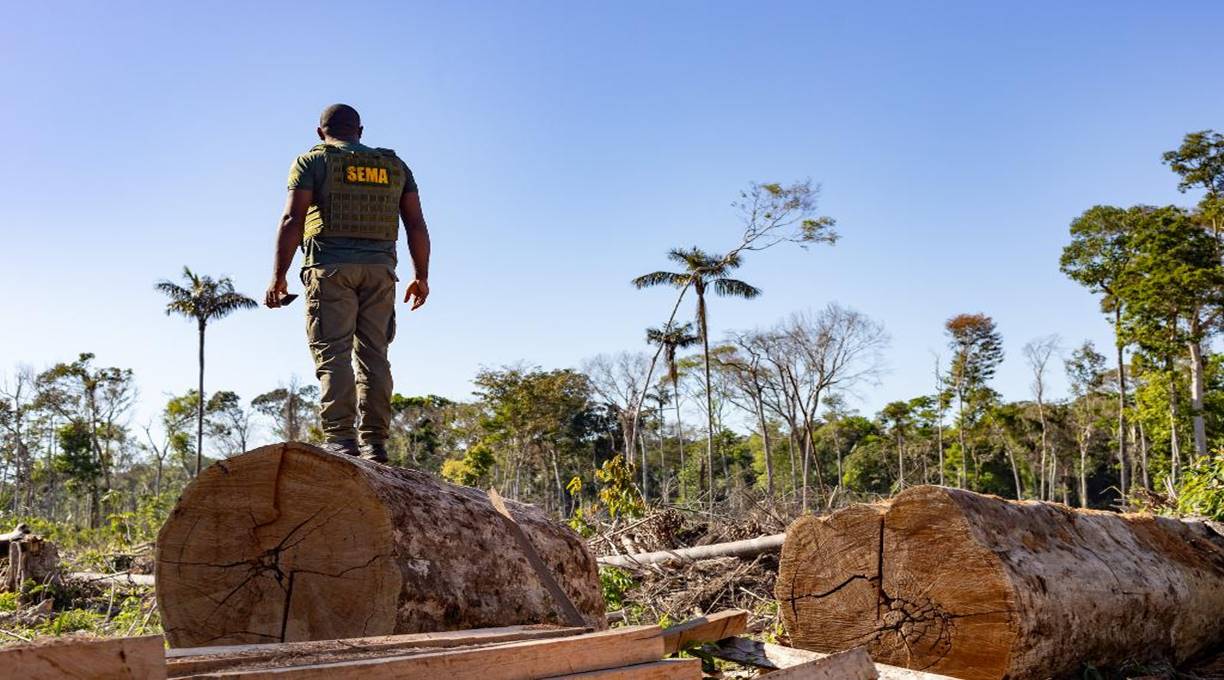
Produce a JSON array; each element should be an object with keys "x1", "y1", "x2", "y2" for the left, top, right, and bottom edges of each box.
[
  {"x1": 279, "y1": 571, "x2": 296, "y2": 643},
  {"x1": 784, "y1": 574, "x2": 876, "y2": 605}
]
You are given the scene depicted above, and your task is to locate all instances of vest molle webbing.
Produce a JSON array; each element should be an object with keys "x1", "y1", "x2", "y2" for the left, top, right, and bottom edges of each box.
[{"x1": 306, "y1": 145, "x2": 406, "y2": 241}]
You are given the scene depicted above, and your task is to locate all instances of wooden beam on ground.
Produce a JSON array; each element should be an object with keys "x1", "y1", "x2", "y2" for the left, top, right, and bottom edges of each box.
[
  {"x1": 542, "y1": 658, "x2": 702, "y2": 679},
  {"x1": 764, "y1": 648, "x2": 877, "y2": 680},
  {"x1": 167, "y1": 625, "x2": 589, "y2": 677},
  {"x1": 597, "y1": 534, "x2": 784, "y2": 568},
  {"x1": 661, "y1": 609, "x2": 748, "y2": 655},
  {"x1": 703, "y1": 638, "x2": 957, "y2": 680},
  {"x1": 0, "y1": 634, "x2": 166, "y2": 680},
  {"x1": 181, "y1": 624, "x2": 664, "y2": 680}
]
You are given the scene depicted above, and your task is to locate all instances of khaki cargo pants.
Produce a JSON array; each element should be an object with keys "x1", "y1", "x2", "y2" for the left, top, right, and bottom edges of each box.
[{"x1": 302, "y1": 264, "x2": 396, "y2": 445}]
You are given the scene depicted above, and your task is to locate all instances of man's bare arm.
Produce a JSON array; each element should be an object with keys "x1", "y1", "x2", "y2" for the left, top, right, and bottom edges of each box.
[
  {"x1": 400, "y1": 191, "x2": 431, "y2": 310},
  {"x1": 265, "y1": 189, "x2": 313, "y2": 308}
]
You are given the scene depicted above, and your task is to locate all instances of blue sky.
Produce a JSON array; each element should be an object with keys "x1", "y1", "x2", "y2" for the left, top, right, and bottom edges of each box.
[{"x1": 2, "y1": 1, "x2": 1222, "y2": 437}]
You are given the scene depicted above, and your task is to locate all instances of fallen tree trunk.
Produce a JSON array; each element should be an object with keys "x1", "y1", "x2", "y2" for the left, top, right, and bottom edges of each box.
[
  {"x1": 776, "y1": 485, "x2": 1224, "y2": 680},
  {"x1": 156, "y1": 442, "x2": 605, "y2": 648},
  {"x1": 597, "y1": 534, "x2": 784, "y2": 568},
  {"x1": 68, "y1": 571, "x2": 156, "y2": 587}
]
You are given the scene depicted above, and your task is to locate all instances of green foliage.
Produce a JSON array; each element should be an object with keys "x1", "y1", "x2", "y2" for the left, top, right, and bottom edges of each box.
[
  {"x1": 1176, "y1": 453, "x2": 1224, "y2": 520},
  {"x1": 841, "y1": 436, "x2": 891, "y2": 494},
  {"x1": 599, "y1": 566, "x2": 635, "y2": 611},
  {"x1": 595, "y1": 454, "x2": 644, "y2": 519},
  {"x1": 440, "y1": 441, "x2": 495, "y2": 487},
  {"x1": 0, "y1": 591, "x2": 18, "y2": 613}
]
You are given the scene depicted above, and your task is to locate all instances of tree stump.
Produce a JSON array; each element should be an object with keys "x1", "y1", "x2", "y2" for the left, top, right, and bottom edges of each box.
[
  {"x1": 2, "y1": 528, "x2": 60, "y2": 594},
  {"x1": 155, "y1": 442, "x2": 605, "y2": 648},
  {"x1": 776, "y1": 485, "x2": 1224, "y2": 680}
]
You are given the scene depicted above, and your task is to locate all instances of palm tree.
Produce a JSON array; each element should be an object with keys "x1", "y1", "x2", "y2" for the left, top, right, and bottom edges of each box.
[
  {"x1": 634, "y1": 248, "x2": 761, "y2": 507},
  {"x1": 156, "y1": 267, "x2": 257, "y2": 476},
  {"x1": 645, "y1": 321, "x2": 699, "y2": 502}
]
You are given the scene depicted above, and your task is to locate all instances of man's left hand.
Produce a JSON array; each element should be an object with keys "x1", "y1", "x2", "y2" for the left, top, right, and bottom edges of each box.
[{"x1": 405, "y1": 279, "x2": 429, "y2": 310}]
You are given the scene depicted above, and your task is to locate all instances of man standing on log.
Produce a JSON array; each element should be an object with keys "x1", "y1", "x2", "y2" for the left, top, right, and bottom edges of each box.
[{"x1": 265, "y1": 104, "x2": 431, "y2": 463}]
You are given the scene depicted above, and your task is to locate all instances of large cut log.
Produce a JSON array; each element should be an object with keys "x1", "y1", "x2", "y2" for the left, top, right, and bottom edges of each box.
[
  {"x1": 776, "y1": 485, "x2": 1224, "y2": 680},
  {"x1": 156, "y1": 442, "x2": 605, "y2": 648}
]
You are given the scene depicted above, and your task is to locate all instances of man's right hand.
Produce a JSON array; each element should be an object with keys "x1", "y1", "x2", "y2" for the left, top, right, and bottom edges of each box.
[{"x1": 265, "y1": 277, "x2": 289, "y2": 308}]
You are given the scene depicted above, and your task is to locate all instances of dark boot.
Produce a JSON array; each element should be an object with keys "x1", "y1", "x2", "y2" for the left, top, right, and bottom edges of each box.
[
  {"x1": 360, "y1": 442, "x2": 389, "y2": 464},
  {"x1": 320, "y1": 439, "x2": 359, "y2": 456}
]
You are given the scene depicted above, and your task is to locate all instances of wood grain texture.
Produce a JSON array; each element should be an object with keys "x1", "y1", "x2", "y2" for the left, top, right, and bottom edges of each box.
[
  {"x1": 156, "y1": 442, "x2": 605, "y2": 648},
  {"x1": 167, "y1": 625, "x2": 588, "y2": 676},
  {"x1": 181, "y1": 624, "x2": 664, "y2": 680},
  {"x1": 777, "y1": 485, "x2": 1224, "y2": 680},
  {"x1": 541, "y1": 658, "x2": 701, "y2": 679},
  {"x1": 764, "y1": 648, "x2": 877, "y2": 680},
  {"x1": 703, "y1": 638, "x2": 955, "y2": 679},
  {"x1": 0, "y1": 634, "x2": 166, "y2": 680},
  {"x1": 660, "y1": 609, "x2": 747, "y2": 654}
]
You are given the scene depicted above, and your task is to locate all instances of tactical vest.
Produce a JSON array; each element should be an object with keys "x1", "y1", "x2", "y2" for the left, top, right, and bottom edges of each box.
[{"x1": 304, "y1": 144, "x2": 406, "y2": 241}]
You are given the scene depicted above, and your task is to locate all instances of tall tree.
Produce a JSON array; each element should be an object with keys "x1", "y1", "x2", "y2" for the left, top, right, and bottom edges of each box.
[
  {"x1": 945, "y1": 313, "x2": 1004, "y2": 489},
  {"x1": 1060, "y1": 206, "x2": 1134, "y2": 493},
  {"x1": 33, "y1": 353, "x2": 134, "y2": 527},
  {"x1": 156, "y1": 267, "x2": 256, "y2": 476},
  {"x1": 252, "y1": 379, "x2": 319, "y2": 443},
  {"x1": 1022, "y1": 335, "x2": 1061, "y2": 500},
  {"x1": 1163, "y1": 129, "x2": 1224, "y2": 243},
  {"x1": 1118, "y1": 205, "x2": 1224, "y2": 471},
  {"x1": 645, "y1": 322, "x2": 699, "y2": 501},
  {"x1": 634, "y1": 248, "x2": 761, "y2": 506},
  {"x1": 1065, "y1": 341, "x2": 1109, "y2": 507}
]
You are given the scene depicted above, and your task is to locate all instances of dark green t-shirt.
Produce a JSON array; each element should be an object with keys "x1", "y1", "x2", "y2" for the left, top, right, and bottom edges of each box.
[{"x1": 287, "y1": 141, "x2": 419, "y2": 268}]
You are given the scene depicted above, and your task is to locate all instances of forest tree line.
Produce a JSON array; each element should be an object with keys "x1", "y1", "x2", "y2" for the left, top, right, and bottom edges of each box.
[{"x1": 2, "y1": 130, "x2": 1223, "y2": 528}]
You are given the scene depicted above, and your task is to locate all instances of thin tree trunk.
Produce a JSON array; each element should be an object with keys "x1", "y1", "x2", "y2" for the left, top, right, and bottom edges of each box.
[
  {"x1": 957, "y1": 389, "x2": 967, "y2": 489},
  {"x1": 672, "y1": 377, "x2": 685, "y2": 503},
  {"x1": 788, "y1": 430, "x2": 798, "y2": 497},
  {"x1": 1005, "y1": 443, "x2": 1022, "y2": 500},
  {"x1": 1169, "y1": 370, "x2": 1182, "y2": 484},
  {"x1": 1138, "y1": 420, "x2": 1150, "y2": 490},
  {"x1": 1037, "y1": 394, "x2": 1048, "y2": 502},
  {"x1": 756, "y1": 397, "x2": 774, "y2": 499},
  {"x1": 1114, "y1": 308, "x2": 1129, "y2": 497},
  {"x1": 1188, "y1": 333, "x2": 1208, "y2": 461},
  {"x1": 896, "y1": 432, "x2": 905, "y2": 490},
  {"x1": 196, "y1": 321, "x2": 206, "y2": 477},
  {"x1": 698, "y1": 289, "x2": 716, "y2": 510},
  {"x1": 637, "y1": 429, "x2": 649, "y2": 503},
  {"x1": 1079, "y1": 428, "x2": 1090, "y2": 509}
]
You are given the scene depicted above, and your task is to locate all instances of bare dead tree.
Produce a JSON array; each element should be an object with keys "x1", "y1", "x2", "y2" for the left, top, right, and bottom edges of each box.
[
  {"x1": 756, "y1": 305, "x2": 889, "y2": 511},
  {"x1": 1023, "y1": 335, "x2": 1061, "y2": 501},
  {"x1": 582, "y1": 352, "x2": 652, "y2": 498}
]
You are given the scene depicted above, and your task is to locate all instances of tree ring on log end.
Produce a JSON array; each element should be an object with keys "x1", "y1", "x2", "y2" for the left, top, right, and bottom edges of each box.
[
  {"x1": 156, "y1": 443, "x2": 401, "y2": 648},
  {"x1": 778, "y1": 487, "x2": 1017, "y2": 680}
]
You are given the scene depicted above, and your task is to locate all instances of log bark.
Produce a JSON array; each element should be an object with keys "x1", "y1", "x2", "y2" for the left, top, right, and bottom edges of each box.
[
  {"x1": 597, "y1": 534, "x2": 784, "y2": 568},
  {"x1": 156, "y1": 442, "x2": 605, "y2": 648},
  {"x1": 776, "y1": 485, "x2": 1224, "y2": 680}
]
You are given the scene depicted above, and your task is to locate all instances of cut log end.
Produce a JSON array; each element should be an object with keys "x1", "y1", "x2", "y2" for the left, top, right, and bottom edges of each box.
[
  {"x1": 779, "y1": 489, "x2": 1026, "y2": 677},
  {"x1": 156, "y1": 442, "x2": 605, "y2": 649},
  {"x1": 157, "y1": 444, "x2": 401, "y2": 647},
  {"x1": 777, "y1": 485, "x2": 1224, "y2": 680}
]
